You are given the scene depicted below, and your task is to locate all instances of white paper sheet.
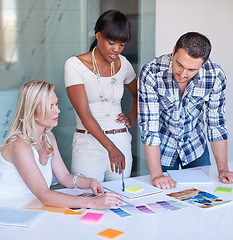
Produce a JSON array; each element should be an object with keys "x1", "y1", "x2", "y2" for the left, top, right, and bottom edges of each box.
[
  {"x1": 101, "y1": 178, "x2": 162, "y2": 199},
  {"x1": 167, "y1": 169, "x2": 213, "y2": 185}
]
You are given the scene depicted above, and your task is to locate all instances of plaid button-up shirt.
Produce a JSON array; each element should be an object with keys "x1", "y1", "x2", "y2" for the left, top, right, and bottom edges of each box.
[{"x1": 138, "y1": 54, "x2": 228, "y2": 167}]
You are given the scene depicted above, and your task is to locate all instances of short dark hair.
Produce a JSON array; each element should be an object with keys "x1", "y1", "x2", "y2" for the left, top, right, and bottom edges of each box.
[
  {"x1": 174, "y1": 32, "x2": 212, "y2": 63},
  {"x1": 89, "y1": 10, "x2": 131, "y2": 51}
]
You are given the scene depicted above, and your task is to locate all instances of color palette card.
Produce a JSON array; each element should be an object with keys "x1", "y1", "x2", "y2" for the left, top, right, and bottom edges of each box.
[
  {"x1": 166, "y1": 200, "x2": 187, "y2": 209},
  {"x1": 110, "y1": 208, "x2": 131, "y2": 217},
  {"x1": 98, "y1": 228, "x2": 124, "y2": 239},
  {"x1": 147, "y1": 202, "x2": 167, "y2": 212},
  {"x1": 146, "y1": 200, "x2": 187, "y2": 213},
  {"x1": 156, "y1": 201, "x2": 179, "y2": 210},
  {"x1": 121, "y1": 204, "x2": 140, "y2": 214},
  {"x1": 216, "y1": 187, "x2": 233, "y2": 194},
  {"x1": 102, "y1": 178, "x2": 162, "y2": 199},
  {"x1": 81, "y1": 212, "x2": 103, "y2": 223},
  {"x1": 136, "y1": 205, "x2": 155, "y2": 214}
]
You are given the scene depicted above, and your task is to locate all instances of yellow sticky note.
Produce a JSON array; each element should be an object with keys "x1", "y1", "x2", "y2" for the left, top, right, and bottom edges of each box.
[
  {"x1": 125, "y1": 186, "x2": 144, "y2": 193},
  {"x1": 98, "y1": 228, "x2": 124, "y2": 239}
]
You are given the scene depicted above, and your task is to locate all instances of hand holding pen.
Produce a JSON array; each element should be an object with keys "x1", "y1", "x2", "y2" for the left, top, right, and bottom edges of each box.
[{"x1": 122, "y1": 170, "x2": 125, "y2": 192}]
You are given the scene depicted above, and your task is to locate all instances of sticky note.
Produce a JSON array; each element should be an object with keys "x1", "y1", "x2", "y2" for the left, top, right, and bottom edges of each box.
[
  {"x1": 65, "y1": 209, "x2": 85, "y2": 215},
  {"x1": 125, "y1": 186, "x2": 144, "y2": 193},
  {"x1": 216, "y1": 187, "x2": 233, "y2": 194},
  {"x1": 28, "y1": 205, "x2": 66, "y2": 213},
  {"x1": 81, "y1": 212, "x2": 103, "y2": 223},
  {"x1": 98, "y1": 228, "x2": 124, "y2": 239}
]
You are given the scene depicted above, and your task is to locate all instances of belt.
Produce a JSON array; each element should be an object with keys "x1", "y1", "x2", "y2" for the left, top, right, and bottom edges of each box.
[{"x1": 76, "y1": 127, "x2": 127, "y2": 134}]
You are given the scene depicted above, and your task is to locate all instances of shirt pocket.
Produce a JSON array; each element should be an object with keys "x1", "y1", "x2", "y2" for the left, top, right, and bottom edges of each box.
[
  {"x1": 159, "y1": 94, "x2": 175, "y2": 113},
  {"x1": 186, "y1": 93, "x2": 209, "y2": 116}
]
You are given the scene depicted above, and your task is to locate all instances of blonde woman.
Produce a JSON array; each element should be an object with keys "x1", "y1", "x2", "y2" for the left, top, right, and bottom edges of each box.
[{"x1": 0, "y1": 80, "x2": 122, "y2": 209}]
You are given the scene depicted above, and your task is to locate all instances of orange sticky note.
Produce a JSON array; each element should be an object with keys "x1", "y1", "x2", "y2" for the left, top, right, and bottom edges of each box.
[
  {"x1": 65, "y1": 209, "x2": 86, "y2": 215},
  {"x1": 22, "y1": 199, "x2": 66, "y2": 213},
  {"x1": 24, "y1": 205, "x2": 66, "y2": 213},
  {"x1": 98, "y1": 228, "x2": 124, "y2": 239},
  {"x1": 38, "y1": 205, "x2": 66, "y2": 213}
]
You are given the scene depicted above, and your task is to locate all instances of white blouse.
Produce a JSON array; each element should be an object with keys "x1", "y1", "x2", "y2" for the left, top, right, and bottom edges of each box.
[{"x1": 64, "y1": 54, "x2": 136, "y2": 130}]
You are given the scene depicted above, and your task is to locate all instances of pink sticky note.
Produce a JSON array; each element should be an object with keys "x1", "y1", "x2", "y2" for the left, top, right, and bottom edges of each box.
[{"x1": 81, "y1": 212, "x2": 104, "y2": 223}]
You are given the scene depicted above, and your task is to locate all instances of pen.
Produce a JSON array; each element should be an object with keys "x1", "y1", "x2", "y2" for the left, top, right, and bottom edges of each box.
[
  {"x1": 122, "y1": 199, "x2": 134, "y2": 207},
  {"x1": 122, "y1": 170, "x2": 125, "y2": 192}
]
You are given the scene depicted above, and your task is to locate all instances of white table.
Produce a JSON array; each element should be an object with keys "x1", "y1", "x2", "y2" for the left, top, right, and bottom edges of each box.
[{"x1": 1, "y1": 163, "x2": 233, "y2": 240}]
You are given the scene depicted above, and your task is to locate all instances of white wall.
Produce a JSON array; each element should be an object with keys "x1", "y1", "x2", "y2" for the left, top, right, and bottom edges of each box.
[{"x1": 155, "y1": 0, "x2": 233, "y2": 164}]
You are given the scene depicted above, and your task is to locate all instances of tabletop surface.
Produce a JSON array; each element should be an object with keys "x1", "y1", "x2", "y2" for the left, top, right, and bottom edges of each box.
[{"x1": 1, "y1": 162, "x2": 233, "y2": 240}]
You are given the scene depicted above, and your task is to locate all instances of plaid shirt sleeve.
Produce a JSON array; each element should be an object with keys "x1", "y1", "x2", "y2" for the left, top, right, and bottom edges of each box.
[
  {"x1": 206, "y1": 66, "x2": 228, "y2": 141},
  {"x1": 138, "y1": 61, "x2": 161, "y2": 146}
]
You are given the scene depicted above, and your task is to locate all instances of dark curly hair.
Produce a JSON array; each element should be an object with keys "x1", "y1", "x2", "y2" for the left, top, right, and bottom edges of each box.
[{"x1": 174, "y1": 32, "x2": 211, "y2": 63}]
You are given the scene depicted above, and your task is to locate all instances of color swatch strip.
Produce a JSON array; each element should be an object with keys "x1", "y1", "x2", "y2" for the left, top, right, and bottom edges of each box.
[
  {"x1": 112, "y1": 200, "x2": 186, "y2": 217},
  {"x1": 156, "y1": 201, "x2": 179, "y2": 210},
  {"x1": 121, "y1": 204, "x2": 140, "y2": 214},
  {"x1": 110, "y1": 208, "x2": 131, "y2": 217},
  {"x1": 148, "y1": 200, "x2": 186, "y2": 212},
  {"x1": 136, "y1": 205, "x2": 155, "y2": 214},
  {"x1": 147, "y1": 202, "x2": 167, "y2": 212},
  {"x1": 167, "y1": 200, "x2": 187, "y2": 209}
]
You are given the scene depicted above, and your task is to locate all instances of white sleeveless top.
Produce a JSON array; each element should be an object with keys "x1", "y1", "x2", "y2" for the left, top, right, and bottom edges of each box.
[
  {"x1": 0, "y1": 146, "x2": 52, "y2": 195},
  {"x1": 64, "y1": 54, "x2": 136, "y2": 130}
]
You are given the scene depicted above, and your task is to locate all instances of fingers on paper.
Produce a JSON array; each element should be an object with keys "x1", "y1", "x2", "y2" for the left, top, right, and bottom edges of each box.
[
  {"x1": 153, "y1": 176, "x2": 176, "y2": 189},
  {"x1": 93, "y1": 185, "x2": 104, "y2": 195},
  {"x1": 102, "y1": 192, "x2": 123, "y2": 208}
]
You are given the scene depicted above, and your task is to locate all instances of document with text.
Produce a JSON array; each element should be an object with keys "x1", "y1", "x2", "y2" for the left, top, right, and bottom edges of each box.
[{"x1": 0, "y1": 207, "x2": 47, "y2": 227}]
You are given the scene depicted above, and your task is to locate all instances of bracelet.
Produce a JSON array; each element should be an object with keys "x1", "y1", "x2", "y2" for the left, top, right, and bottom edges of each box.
[{"x1": 73, "y1": 173, "x2": 86, "y2": 189}]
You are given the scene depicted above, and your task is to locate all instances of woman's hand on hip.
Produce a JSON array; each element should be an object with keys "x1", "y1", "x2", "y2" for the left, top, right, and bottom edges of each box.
[{"x1": 116, "y1": 113, "x2": 133, "y2": 128}]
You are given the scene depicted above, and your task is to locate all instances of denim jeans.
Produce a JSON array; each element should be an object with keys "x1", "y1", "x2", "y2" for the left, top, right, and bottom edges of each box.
[{"x1": 162, "y1": 146, "x2": 210, "y2": 172}]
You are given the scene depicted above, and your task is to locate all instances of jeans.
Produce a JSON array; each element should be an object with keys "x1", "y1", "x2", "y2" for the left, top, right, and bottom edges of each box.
[{"x1": 162, "y1": 146, "x2": 210, "y2": 172}]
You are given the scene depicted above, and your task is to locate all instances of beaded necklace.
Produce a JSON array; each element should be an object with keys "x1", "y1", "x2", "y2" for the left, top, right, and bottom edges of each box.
[{"x1": 92, "y1": 47, "x2": 118, "y2": 115}]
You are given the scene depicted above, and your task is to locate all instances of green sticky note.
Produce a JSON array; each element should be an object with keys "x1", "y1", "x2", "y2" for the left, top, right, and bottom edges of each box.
[
  {"x1": 125, "y1": 186, "x2": 144, "y2": 193},
  {"x1": 216, "y1": 187, "x2": 233, "y2": 194}
]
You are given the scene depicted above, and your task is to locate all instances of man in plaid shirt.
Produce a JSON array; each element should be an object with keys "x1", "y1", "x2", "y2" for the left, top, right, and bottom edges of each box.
[{"x1": 138, "y1": 32, "x2": 233, "y2": 189}]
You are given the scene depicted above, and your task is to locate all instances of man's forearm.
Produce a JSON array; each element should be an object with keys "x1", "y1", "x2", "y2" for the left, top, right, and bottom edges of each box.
[
  {"x1": 144, "y1": 145, "x2": 163, "y2": 179},
  {"x1": 210, "y1": 140, "x2": 228, "y2": 172}
]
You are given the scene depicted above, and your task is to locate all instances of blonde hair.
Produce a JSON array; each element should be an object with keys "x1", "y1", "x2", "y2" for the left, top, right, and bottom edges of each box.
[{"x1": 1, "y1": 80, "x2": 55, "y2": 155}]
